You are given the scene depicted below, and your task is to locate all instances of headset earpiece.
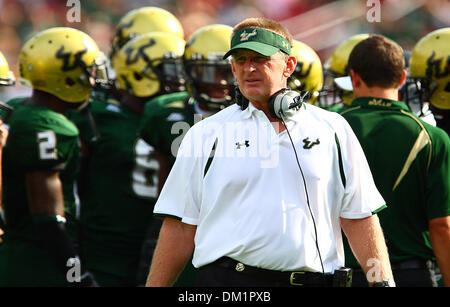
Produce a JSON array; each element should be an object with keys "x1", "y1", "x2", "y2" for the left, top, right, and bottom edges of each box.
[
  {"x1": 236, "y1": 85, "x2": 311, "y2": 117},
  {"x1": 268, "y1": 89, "x2": 311, "y2": 119}
]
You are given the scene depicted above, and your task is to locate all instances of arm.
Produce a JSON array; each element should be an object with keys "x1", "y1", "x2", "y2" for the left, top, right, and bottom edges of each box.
[
  {"x1": 154, "y1": 149, "x2": 170, "y2": 195},
  {"x1": 0, "y1": 120, "x2": 7, "y2": 242},
  {"x1": 27, "y1": 170, "x2": 65, "y2": 216},
  {"x1": 429, "y1": 216, "x2": 450, "y2": 286},
  {"x1": 76, "y1": 140, "x2": 90, "y2": 203},
  {"x1": 146, "y1": 217, "x2": 196, "y2": 287},
  {"x1": 340, "y1": 215, "x2": 394, "y2": 285},
  {"x1": 26, "y1": 170, "x2": 97, "y2": 286},
  {"x1": 0, "y1": 120, "x2": 8, "y2": 208}
]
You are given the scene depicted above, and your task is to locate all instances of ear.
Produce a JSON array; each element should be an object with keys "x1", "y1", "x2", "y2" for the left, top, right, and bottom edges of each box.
[
  {"x1": 397, "y1": 69, "x2": 407, "y2": 88},
  {"x1": 350, "y1": 69, "x2": 361, "y2": 89},
  {"x1": 284, "y1": 55, "x2": 297, "y2": 78}
]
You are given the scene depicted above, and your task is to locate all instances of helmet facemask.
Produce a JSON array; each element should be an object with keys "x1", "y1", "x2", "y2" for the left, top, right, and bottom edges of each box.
[
  {"x1": 318, "y1": 70, "x2": 345, "y2": 107},
  {"x1": 142, "y1": 53, "x2": 186, "y2": 95},
  {"x1": 184, "y1": 55, "x2": 235, "y2": 112},
  {"x1": 0, "y1": 71, "x2": 15, "y2": 86}
]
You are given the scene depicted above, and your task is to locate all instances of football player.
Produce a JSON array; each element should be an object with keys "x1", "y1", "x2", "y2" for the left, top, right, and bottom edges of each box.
[
  {"x1": 398, "y1": 50, "x2": 436, "y2": 126},
  {"x1": 288, "y1": 40, "x2": 323, "y2": 105},
  {"x1": 140, "y1": 24, "x2": 235, "y2": 189},
  {"x1": 65, "y1": 6, "x2": 187, "y2": 287},
  {"x1": 0, "y1": 50, "x2": 15, "y2": 244},
  {"x1": 409, "y1": 28, "x2": 450, "y2": 135},
  {"x1": 108, "y1": 6, "x2": 184, "y2": 83},
  {"x1": 0, "y1": 27, "x2": 106, "y2": 286},
  {"x1": 318, "y1": 34, "x2": 369, "y2": 112},
  {"x1": 139, "y1": 24, "x2": 235, "y2": 286},
  {"x1": 69, "y1": 31, "x2": 186, "y2": 287}
]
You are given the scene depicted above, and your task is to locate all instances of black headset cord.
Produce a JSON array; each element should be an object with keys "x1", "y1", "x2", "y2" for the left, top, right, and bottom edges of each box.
[{"x1": 279, "y1": 113, "x2": 326, "y2": 285}]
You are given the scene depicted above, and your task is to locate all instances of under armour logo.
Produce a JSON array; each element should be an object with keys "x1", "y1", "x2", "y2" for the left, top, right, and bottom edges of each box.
[
  {"x1": 303, "y1": 137, "x2": 320, "y2": 149},
  {"x1": 236, "y1": 140, "x2": 250, "y2": 149}
]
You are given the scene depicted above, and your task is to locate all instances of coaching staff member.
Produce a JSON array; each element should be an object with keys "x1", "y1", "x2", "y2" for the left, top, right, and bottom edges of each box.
[
  {"x1": 146, "y1": 17, "x2": 394, "y2": 287},
  {"x1": 337, "y1": 34, "x2": 450, "y2": 287}
]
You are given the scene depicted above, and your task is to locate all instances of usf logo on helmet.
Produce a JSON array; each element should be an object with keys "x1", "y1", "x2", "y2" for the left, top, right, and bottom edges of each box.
[
  {"x1": 410, "y1": 28, "x2": 450, "y2": 110},
  {"x1": 110, "y1": 7, "x2": 184, "y2": 61},
  {"x1": 288, "y1": 40, "x2": 323, "y2": 104},
  {"x1": 19, "y1": 27, "x2": 108, "y2": 103},
  {"x1": 113, "y1": 32, "x2": 186, "y2": 98}
]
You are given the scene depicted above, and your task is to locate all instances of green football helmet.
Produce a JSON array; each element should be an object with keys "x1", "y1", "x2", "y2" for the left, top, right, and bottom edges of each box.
[
  {"x1": 113, "y1": 32, "x2": 186, "y2": 98},
  {"x1": 184, "y1": 24, "x2": 235, "y2": 111}
]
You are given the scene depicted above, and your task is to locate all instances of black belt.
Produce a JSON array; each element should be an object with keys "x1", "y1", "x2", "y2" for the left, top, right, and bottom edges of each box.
[
  {"x1": 209, "y1": 257, "x2": 334, "y2": 287},
  {"x1": 391, "y1": 259, "x2": 432, "y2": 270}
]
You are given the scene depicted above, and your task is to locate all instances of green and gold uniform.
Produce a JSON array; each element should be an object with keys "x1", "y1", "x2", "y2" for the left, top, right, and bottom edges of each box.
[
  {"x1": 0, "y1": 100, "x2": 80, "y2": 286},
  {"x1": 340, "y1": 97, "x2": 450, "y2": 285},
  {"x1": 69, "y1": 98, "x2": 159, "y2": 286},
  {"x1": 139, "y1": 91, "x2": 201, "y2": 286},
  {"x1": 140, "y1": 91, "x2": 198, "y2": 166}
]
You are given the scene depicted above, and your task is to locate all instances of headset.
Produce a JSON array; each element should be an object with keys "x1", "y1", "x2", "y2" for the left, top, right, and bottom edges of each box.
[
  {"x1": 235, "y1": 86, "x2": 311, "y2": 118},
  {"x1": 235, "y1": 86, "x2": 326, "y2": 282}
]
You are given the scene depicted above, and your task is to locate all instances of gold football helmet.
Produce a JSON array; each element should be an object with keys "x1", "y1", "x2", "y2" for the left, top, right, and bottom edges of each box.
[
  {"x1": 19, "y1": 27, "x2": 107, "y2": 103},
  {"x1": 184, "y1": 24, "x2": 235, "y2": 111},
  {"x1": 113, "y1": 32, "x2": 186, "y2": 98},
  {"x1": 110, "y1": 7, "x2": 184, "y2": 60},
  {"x1": 288, "y1": 40, "x2": 323, "y2": 104},
  {"x1": 0, "y1": 50, "x2": 15, "y2": 86},
  {"x1": 319, "y1": 34, "x2": 370, "y2": 107},
  {"x1": 410, "y1": 28, "x2": 450, "y2": 110}
]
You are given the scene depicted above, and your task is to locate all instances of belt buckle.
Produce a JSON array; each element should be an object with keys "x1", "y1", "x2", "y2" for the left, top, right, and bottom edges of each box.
[{"x1": 290, "y1": 271, "x2": 305, "y2": 286}]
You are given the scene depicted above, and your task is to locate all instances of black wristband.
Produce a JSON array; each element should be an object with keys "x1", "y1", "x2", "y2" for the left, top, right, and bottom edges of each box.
[
  {"x1": 33, "y1": 215, "x2": 95, "y2": 286},
  {"x1": 372, "y1": 280, "x2": 396, "y2": 287}
]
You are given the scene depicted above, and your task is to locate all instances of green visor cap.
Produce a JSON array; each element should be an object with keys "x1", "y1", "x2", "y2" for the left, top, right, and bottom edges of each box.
[{"x1": 223, "y1": 27, "x2": 291, "y2": 59}]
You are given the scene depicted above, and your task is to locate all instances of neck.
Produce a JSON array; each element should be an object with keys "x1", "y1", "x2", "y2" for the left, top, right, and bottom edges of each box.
[
  {"x1": 30, "y1": 90, "x2": 69, "y2": 114},
  {"x1": 249, "y1": 99, "x2": 286, "y2": 134},
  {"x1": 121, "y1": 94, "x2": 149, "y2": 116},
  {"x1": 353, "y1": 87, "x2": 399, "y2": 101}
]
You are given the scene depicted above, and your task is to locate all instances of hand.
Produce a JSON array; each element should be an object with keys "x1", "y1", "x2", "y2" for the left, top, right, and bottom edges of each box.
[
  {"x1": 80, "y1": 271, "x2": 100, "y2": 287},
  {"x1": 0, "y1": 120, "x2": 8, "y2": 148}
]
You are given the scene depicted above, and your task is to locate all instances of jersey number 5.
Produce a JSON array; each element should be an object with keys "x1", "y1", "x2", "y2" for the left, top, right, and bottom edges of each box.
[{"x1": 132, "y1": 138, "x2": 159, "y2": 199}]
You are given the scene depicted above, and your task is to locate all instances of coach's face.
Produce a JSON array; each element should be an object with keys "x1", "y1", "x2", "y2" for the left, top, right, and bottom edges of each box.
[{"x1": 231, "y1": 49, "x2": 296, "y2": 105}]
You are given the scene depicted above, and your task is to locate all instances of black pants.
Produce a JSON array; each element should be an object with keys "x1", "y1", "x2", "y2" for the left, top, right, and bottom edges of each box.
[{"x1": 351, "y1": 259, "x2": 437, "y2": 287}]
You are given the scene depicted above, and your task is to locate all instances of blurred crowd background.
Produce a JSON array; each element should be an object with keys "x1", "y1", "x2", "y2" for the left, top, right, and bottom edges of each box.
[{"x1": 0, "y1": 0, "x2": 449, "y2": 101}]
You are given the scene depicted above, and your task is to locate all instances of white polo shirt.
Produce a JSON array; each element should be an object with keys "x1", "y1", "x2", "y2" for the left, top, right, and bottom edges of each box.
[{"x1": 154, "y1": 102, "x2": 385, "y2": 273}]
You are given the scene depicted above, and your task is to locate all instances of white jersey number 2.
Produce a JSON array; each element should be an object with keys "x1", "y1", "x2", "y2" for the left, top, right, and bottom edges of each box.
[{"x1": 37, "y1": 131, "x2": 57, "y2": 160}]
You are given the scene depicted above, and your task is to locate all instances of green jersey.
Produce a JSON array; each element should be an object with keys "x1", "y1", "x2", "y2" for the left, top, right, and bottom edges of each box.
[
  {"x1": 139, "y1": 92, "x2": 201, "y2": 286},
  {"x1": 0, "y1": 100, "x2": 80, "y2": 286},
  {"x1": 69, "y1": 98, "x2": 159, "y2": 285},
  {"x1": 340, "y1": 97, "x2": 450, "y2": 266},
  {"x1": 140, "y1": 91, "x2": 197, "y2": 167}
]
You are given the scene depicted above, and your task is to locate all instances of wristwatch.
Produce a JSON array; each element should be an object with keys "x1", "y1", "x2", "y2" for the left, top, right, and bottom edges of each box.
[{"x1": 372, "y1": 280, "x2": 396, "y2": 287}]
